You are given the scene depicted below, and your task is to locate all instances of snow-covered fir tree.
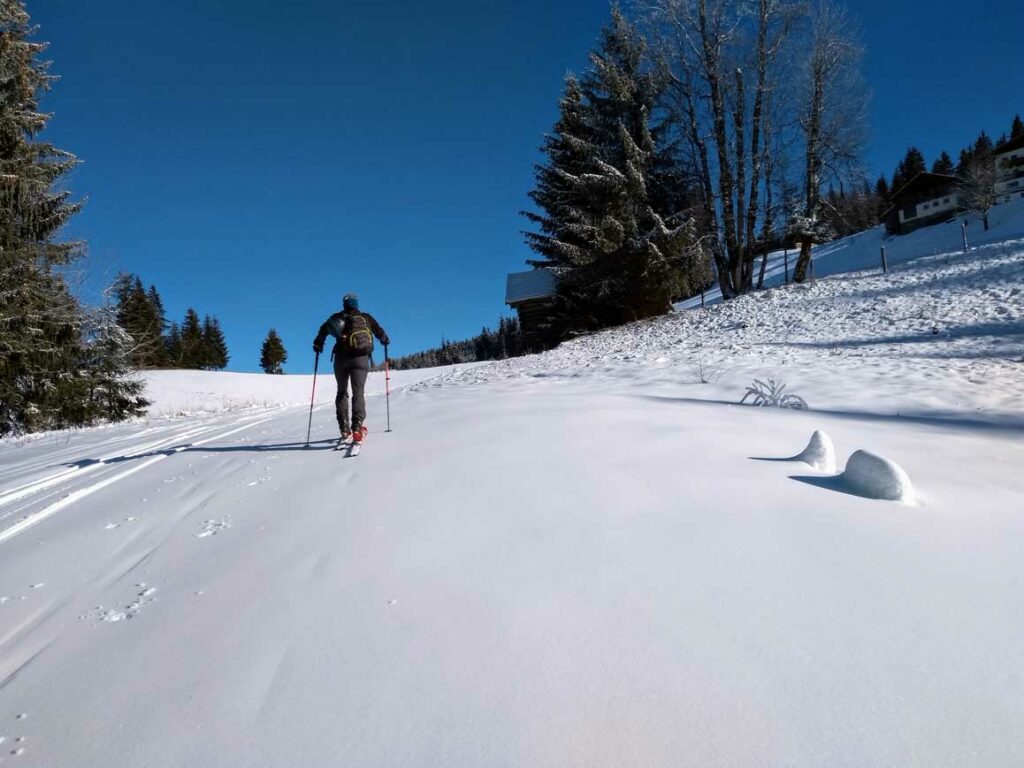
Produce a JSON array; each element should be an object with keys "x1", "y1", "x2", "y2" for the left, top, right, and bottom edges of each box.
[
  {"x1": 259, "y1": 329, "x2": 287, "y2": 374},
  {"x1": 0, "y1": 0, "x2": 144, "y2": 434},
  {"x1": 113, "y1": 273, "x2": 165, "y2": 367},
  {"x1": 523, "y1": 6, "x2": 708, "y2": 331}
]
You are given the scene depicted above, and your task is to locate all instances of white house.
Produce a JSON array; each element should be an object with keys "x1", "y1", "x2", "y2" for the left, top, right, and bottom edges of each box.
[
  {"x1": 883, "y1": 172, "x2": 961, "y2": 235},
  {"x1": 994, "y1": 134, "x2": 1024, "y2": 204}
]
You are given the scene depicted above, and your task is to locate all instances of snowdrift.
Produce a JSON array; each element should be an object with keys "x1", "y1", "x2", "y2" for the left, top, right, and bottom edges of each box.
[{"x1": 840, "y1": 449, "x2": 916, "y2": 503}]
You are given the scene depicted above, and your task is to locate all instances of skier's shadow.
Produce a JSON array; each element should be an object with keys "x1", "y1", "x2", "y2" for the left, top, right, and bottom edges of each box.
[{"x1": 59, "y1": 439, "x2": 338, "y2": 468}]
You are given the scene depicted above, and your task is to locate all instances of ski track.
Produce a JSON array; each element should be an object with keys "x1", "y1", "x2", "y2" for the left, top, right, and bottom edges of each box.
[{"x1": 0, "y1": 408, "x2": 294, "y2": 545}]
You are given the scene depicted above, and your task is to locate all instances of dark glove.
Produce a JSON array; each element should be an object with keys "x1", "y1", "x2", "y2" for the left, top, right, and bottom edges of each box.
[{"x1": 313, "y1": 341, "x2": 324, "y2": 355}]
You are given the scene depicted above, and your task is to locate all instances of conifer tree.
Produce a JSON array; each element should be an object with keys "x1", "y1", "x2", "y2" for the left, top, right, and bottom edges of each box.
[
  {"x1": 201, "y1": 315, "x2": 228, "y2": 370},
  {"x1": 972, "y1": 130, "x2": 993, "y2": 156},
  {"x1": 523, "y1": 75, "x2": 599, "y2": 269},
  {"x1": 113, "y1": 273, "x2": 164, "y2": 367},
  {"x1": 77, "y1": 302, "x2": 149, "y2": 423},
  {"x1": 874, "y1": 175, "x2": 890, "y2": 219},
  {"x1": 931, "y1": 151, "x2": 955, "y2": 175},
  {"x1": 180, "y1": 308, "x2": 203, "y2": 368},
  {"x1": 523, "y1": 6, "x2": 706, "y2": 329},
  {"x1": 891, "y1": 147, "x2": 926, "y2": 192},
  {"x1": 1011, "y1": 114, "x2": 1024, "y2": 141},
  {"x1": 0, "y1": 1, "x2": 144, "y2": 433},
  {"x1": 259, "y1": 329, "x2": 287, "y2": 374},
  {"x1": 165, "y1": 321, "x2": 182, "y2": 366},
  {"x1": 146, "y1": 285, "x2": 167, "y2": 367}
]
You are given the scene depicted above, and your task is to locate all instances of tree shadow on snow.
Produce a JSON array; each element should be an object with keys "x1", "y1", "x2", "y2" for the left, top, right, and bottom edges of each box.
[
  {"x1": 758, "y1": 320, "x2": 1024, "y2": 352},
  {"x1": 634, "y1": 393, "x2": 1024, "y2": 435}
]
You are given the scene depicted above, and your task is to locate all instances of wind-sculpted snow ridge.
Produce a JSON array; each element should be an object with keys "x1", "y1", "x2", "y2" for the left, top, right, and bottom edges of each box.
[
  {"x1": 793, "y1": 430, "x2": 836, "y2": 473},
  {"x1": 413, "y1": 238, "x2": 1024, "y2": 421}
]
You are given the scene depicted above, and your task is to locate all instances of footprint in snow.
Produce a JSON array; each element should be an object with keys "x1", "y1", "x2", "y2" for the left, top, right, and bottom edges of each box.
[
  {"x1": 80, "y1": 585, "x2": 157, "y2": 623},
  {"x1": 197, "y1": 518, "x2": 230, "y2": 538}
]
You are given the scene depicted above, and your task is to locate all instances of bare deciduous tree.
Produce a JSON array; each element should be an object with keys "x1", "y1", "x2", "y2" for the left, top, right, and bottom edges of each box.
[
  {"x1": 792, "y1": 0, "x2": 867, "y2": 283},
  {"x1": 959, "y1": 156, "x2": 997, "y2": 231},
  {"x1": 643, "y1": 0, "x2": 804, "y2": 297}
]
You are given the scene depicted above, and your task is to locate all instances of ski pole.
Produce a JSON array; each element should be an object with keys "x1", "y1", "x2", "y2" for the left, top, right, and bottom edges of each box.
[
  {"x1": 384, "y1": 344, "x2": 392, "y2": 432},
  {"x1": 305, "y1": 351, "x2": 320, "y2": 447}
]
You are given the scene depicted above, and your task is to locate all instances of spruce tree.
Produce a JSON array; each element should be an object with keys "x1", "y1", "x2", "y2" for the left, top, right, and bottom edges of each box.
[
  {"x1": 522, "y1": 75, "x2": 599, "y2": 269},
  {"x1": 891, "y1": 147, "x2": 926, "y2": 192},
  {"x1": 114, "y1": 273, "x2": 163, "y2": 367},
  {"x1": 0, "y1": 1, "x2": 144, "y2": 434},
  {"x1": 1011, "y1": 114, "x2": 1024, "y2": 141},
  {"x1": 259, "y1": 329, "x2": 287, "y2": 374},
  {"x1": 146, "y1": 284, "x2": 167, "y2": 366},
  {"x1": 77, "y1": 302, "x2": 149, "y2": 423},
  {"x1": 202, "y1": 315, "x2": 228, "y2": 370},
  {"x1": 165, "y1": 321, "x2": 182, "y2": 366},
  {"x1": 973, "y1": 131, "x2": 993, "y2": 156},
  {"x1": 523, "y1": 6, "x2": 706, "y2": 329},
  {"x1": 931, "y1": 151, "x2": 955, "y2": 176},
  {"x1": 180, "y1": 308, "x2": 203, "y2": 368},
  {"x1": 874, "y1": 175, "x2": 890, "y2": 219}
]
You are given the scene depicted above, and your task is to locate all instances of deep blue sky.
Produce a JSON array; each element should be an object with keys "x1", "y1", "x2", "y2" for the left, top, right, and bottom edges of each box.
[{"x1": 33, "y1": 0, "x2": 1022, "y2": 372}]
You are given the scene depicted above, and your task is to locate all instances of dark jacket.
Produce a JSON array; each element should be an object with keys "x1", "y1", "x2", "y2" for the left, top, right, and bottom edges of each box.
[{"x1": 314, "y1": 310, "x2": 389, "y2": 361}]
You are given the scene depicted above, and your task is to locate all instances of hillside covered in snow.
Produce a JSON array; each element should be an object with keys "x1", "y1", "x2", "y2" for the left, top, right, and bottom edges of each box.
[{"x1": 431, "y1": 200, "x2": 1024, "y2": 425}]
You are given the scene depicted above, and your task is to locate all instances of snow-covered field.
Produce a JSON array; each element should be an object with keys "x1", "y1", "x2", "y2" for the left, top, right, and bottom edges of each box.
[{"x1": 1, "y1": 215, "x2": 1023, "y2": 767}]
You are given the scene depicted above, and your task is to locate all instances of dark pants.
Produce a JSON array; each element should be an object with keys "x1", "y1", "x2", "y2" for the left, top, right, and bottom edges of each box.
[{"x1": 333, "y1": 354, "x2": 369, "y2": 433}]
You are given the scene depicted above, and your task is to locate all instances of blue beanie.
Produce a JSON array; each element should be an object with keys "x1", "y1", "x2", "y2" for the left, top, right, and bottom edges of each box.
[{"x1": 343, "y1": 293, "x2": 359, "y2": 311}]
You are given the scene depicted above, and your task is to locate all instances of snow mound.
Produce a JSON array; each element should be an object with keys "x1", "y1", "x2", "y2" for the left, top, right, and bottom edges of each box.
[
  {"x1": 793, "y1": 430, "x2": 836, "y2": 473},
  {"x1": 840, "y1": 449, "x2": 915, "y2": 503}
]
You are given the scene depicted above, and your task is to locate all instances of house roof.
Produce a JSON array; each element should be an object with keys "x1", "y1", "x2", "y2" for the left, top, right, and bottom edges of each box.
[
  {"x1": 890, "y1": 171, "x2": 959, "y2": 201},
  {"x1": 505, "y1": 269, "x2": 558, "y2": 305}
]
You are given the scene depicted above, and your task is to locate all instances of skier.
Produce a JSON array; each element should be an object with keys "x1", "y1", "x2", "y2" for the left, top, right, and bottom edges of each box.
[{"x1": 313, "y1": 294, "x2": 389, "y2": 446}]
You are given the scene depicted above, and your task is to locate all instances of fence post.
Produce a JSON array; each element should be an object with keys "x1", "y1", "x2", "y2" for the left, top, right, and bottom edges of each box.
[
  {"x1": 962, "y1": 221, "x2": 969, "y2": 253},
  {"x1": 784, "y1": 248, "x2": 789, "y2": 283},
  {"x1": 880, "y1": 245, "x2": 888, "y2": 274}
]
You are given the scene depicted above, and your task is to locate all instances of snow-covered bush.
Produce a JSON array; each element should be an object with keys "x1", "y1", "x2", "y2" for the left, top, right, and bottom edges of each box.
[{"x1": 740, "y1": 378, "x2": 808, "y2": 409}]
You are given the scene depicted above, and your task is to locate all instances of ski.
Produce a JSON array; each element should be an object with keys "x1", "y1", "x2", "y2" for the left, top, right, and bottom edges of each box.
[
  {"x1": 333, "y1": 428, "x2": 366, "y2": 456},
  {"x1": 332, "y1": 439, "x2": 361, "y2": 456}
]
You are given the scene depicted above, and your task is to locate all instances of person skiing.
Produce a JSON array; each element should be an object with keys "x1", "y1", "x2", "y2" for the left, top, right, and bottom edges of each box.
[{"x1": 313, "y1": 294, "x2": 389, "y2": 445}]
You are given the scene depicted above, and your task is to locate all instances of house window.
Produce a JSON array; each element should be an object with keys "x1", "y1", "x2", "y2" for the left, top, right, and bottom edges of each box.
[
  {"x1": 943, "y1": 197, "x2": 949, "y2": 203},
  {"x1": 902, "y1": 204, "x2": 916, "y2": 219}
]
